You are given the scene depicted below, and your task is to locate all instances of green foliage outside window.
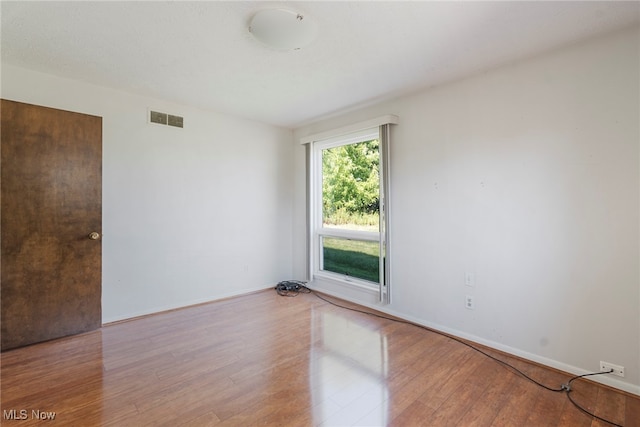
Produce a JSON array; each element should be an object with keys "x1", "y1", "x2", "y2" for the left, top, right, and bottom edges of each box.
[{"x1": 322, "y1": 139, "x2": 380, "y2": 228}]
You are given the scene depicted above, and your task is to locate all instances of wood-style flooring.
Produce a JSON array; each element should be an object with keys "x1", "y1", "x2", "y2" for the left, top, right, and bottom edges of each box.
[{"x1": 1, "y1": 289, "x2": 638, "y2": 426}]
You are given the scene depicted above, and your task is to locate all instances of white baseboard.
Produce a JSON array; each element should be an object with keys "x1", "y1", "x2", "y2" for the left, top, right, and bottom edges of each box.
[
  {"x1": 101, "y1": 284, "x2": 274, "y2": 325},
  {"x1": 307, "y1": 282, "x2": 640, "y2": 397}
]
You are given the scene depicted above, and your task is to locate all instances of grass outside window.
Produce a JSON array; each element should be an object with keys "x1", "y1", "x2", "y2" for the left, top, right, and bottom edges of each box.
[{"x1": 322, "y1": 237, "x2": 379, "y2": 283}]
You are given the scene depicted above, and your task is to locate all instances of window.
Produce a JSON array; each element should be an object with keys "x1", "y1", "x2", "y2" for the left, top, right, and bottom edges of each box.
[
  {"x1": 317, "y1": 133, "x2": 380, "y2": 283},
  {"x1": 307, "y1": 119, "x2": 393, "y2": 303}
]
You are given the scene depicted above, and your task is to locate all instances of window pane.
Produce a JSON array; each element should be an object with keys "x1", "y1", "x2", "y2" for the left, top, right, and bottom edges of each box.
[
  {"x1": 322, "y1": 237, "x2": 379, "y2": 283},
  {"x1": 322, "y1": 140, "x2": 379, "y2": 232}
]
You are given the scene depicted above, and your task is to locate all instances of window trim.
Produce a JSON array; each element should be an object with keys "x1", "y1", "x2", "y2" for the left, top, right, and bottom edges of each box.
[{"x1": 299, "y1": 115, "x2": 398, "y2": 145}]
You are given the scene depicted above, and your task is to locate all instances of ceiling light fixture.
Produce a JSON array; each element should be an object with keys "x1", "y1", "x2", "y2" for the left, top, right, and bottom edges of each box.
[{"x1": 249, "y1": 8, "x2": 317, "y2": 51}]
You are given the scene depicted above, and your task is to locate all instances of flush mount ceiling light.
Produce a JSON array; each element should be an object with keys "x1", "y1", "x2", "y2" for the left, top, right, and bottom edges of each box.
[{"x1": 249, "y1": 8, "x2": 317, "y2": 50}]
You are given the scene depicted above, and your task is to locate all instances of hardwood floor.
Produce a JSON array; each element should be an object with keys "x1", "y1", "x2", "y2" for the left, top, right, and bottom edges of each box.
[{"x1": 1, "y1": 289, "x2": 638, "y2": 426}]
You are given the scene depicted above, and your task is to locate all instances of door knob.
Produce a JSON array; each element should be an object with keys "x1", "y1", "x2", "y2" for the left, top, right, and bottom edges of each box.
[{"x1": 88, "y1": 232, "x2": 100, "y2": 240}]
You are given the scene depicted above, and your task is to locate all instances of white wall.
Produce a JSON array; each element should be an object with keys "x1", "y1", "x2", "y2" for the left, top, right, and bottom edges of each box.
[
  {"x1": 2, "y1": 65, "x2": 294, "y2": 323},
  {"x1": 294, "y1": 26, "x2": 640, "y2": 394}
]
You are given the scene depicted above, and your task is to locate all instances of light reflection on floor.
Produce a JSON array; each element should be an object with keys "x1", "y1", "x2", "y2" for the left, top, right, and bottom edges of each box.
[{"x1": 310, "y1": 307, "x2": 389, "y2": 426}]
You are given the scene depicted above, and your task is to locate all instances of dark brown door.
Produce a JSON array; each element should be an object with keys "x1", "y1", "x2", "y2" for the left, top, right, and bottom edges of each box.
[{"x1": 1, "y1": 99, "x2": 102, "y2": 351}]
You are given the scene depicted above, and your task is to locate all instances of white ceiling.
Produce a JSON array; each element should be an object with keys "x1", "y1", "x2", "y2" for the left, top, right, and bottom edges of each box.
[{"x1": 2, "y1": 1, "x2": 639, "y2": 128}]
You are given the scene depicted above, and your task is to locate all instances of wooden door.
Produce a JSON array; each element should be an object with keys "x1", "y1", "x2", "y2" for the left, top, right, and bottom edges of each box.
[{"x1": 1, "y1": 99, "x2": 102, "y2": 351}]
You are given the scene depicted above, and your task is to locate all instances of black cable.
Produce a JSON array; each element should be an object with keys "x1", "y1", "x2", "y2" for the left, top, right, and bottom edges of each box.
[
  {"x1": 274, "y1": 280, "x2": 311, "y2": 297},
  {"x1": 276, "y1": 282, "x2": 625, "y2": 427},
  {"x1": 562, "y1": 370, "x2": 623, "y2": 427},
  {"x1": 307, "y1": 285, "x2": 563, "y2": 392}
]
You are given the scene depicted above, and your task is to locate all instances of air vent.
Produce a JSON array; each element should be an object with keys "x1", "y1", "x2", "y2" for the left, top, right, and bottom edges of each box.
[
  {"x1": 167, "y1": 114, "x2": 183, "y2": 128},
  {"x1": 149, "y1": 109, "x2": 183, "y2": 128},
  {"x1": 150, "y1": 110, "x2": 167, "y2": 125}
]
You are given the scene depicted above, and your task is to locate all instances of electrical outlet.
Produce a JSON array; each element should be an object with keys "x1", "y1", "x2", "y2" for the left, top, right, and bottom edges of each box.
[
  {"x1": 465, "y1": 295, "x2": 475, "y2": 310},
  {"x1": 600, "y1": 361, "x2": 624, "y2": 377}
]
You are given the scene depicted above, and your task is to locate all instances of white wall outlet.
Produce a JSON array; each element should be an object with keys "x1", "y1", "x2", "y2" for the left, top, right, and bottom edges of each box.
[
  {"x1": 600, "y1": 361, "x2": 624, "y2": 377},
  {"x1": 465, "y1": 295, "x2": 475, "y2": 310},
  {"x1": 465, "y1": 272, "x2": 475, "y2": 287}
]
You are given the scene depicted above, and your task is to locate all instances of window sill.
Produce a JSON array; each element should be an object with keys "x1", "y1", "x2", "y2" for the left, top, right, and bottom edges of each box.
[
  {"x1": 308, "y1": 274, "x2": 381, "y2": 306},
  {"x1": 315, "y1": 271, "x2": 378, "y2": 292}
]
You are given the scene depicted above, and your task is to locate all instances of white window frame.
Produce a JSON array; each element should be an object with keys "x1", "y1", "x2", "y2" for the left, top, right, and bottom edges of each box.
[{"x1": 311, "y1": 127, "x2": 382, "y2": 291}]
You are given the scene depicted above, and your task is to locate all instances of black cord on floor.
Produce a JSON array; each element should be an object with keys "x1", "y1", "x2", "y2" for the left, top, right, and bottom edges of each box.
[
  {"x1": 563, "y1": 371, "x2": 623, "y2": 427},
  {"x1": 274, "y1": 280, "x2": 310, "y2": 297},
  {"x1": 275, "y1": 281, "x2": 624, "y2": 427}
]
